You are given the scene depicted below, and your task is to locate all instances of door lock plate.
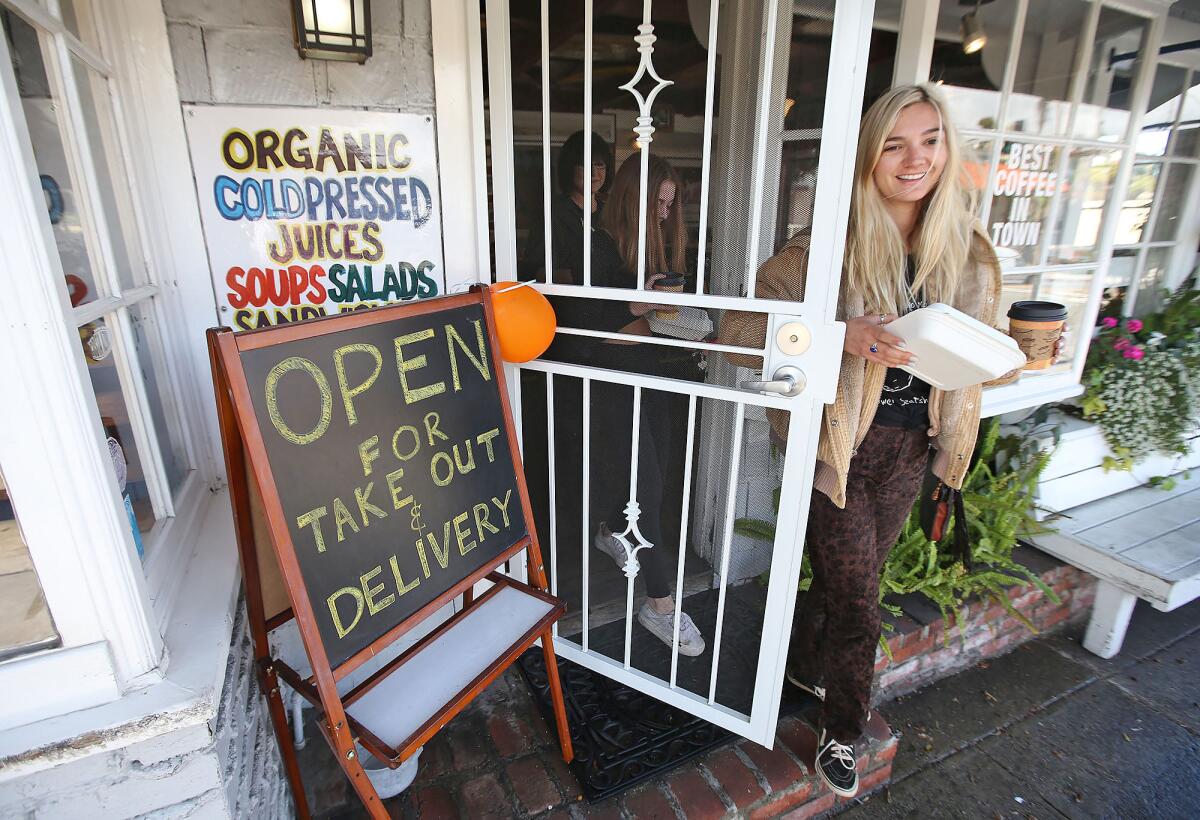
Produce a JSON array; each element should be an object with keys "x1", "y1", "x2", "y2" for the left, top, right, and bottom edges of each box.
[{"x1": 776, "y1": 321, "x2": 811, "y2": 356}]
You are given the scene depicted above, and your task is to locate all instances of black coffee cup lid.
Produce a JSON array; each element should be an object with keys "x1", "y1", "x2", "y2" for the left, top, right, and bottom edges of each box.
[
  {"x1": 657, "y1": 273, "x2": 685, "y2": 286},
  {"x1": 1007, "y1": 300, "x2": 1067, "y2": 321}
]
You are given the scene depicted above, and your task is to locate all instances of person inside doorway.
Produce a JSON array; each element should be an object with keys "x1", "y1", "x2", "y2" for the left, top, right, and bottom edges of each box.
[
  {"x1": 520, "y1": 129, "x2": 614, "y2": 286},
  {"x1": 720, "y1": 84, "x2": 1056, "y2": 798},
  {"x1": 586, "y1": 152, "x2": 706, "y2": 657},
  {"x1": 522, "y1": 140, "x2": 705, "y2": 658}
]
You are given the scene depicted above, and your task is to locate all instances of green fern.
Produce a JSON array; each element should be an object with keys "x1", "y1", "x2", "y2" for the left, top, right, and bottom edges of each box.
[{"x1": 734, "y1": 416, "x2": 1059, "y2": 642}]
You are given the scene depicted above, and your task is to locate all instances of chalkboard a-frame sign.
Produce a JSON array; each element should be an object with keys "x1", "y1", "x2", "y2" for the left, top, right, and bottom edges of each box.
[{"x1": 208, "y1": 287, "x2": 573, "y2": 819}]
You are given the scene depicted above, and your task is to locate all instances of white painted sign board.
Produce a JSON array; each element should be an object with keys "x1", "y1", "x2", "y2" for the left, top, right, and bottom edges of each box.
[{"x1": 184, "y1": 105, "x2": 446, "y2": 331}]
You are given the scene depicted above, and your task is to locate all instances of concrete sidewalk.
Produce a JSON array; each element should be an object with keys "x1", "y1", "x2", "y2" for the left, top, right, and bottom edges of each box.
[{"x1": 842, "y1": 598, "x2": 1200, "y2": 819}]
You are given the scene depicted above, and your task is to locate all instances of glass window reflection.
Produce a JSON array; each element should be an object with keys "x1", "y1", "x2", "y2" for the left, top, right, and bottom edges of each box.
[
  {"x1": 1004, "y1": 0, "x2": 1090, "y2": 136},
  {"x1": 0, "y1": 467, "x2": 60, "y2": 662},
  {"x1": 1073, "y1": 8, "x2": 1147, "y2": 142},
  {"x1": 929, "y1": 0, "x2": 1018, "y2": 132},
  {"x1": 1047, "y1": 148, "x2": 1120, "y2": 265}
]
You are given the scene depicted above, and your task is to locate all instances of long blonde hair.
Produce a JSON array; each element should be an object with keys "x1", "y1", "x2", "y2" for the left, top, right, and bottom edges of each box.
[
  {"x1": 846, "y1": 84, "x2": 978, "y2": 314},
  {"x1": 602, "y1": 153, "x2": 687, "y2": 277}
]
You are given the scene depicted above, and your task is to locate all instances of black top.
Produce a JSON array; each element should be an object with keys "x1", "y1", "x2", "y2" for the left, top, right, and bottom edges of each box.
[
  {"x1": 875, "y1": 256, "x2": 931, "y2": 430},
  {"x1": 523, "y1": 195, "x2": 673, "y2": 372}
]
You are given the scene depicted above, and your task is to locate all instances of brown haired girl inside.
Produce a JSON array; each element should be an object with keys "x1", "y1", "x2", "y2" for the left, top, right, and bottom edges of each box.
[
  {"x1": 582, "y1": 152, "x2": 707, "y2": 657},
  {"x1": 722, "y1": 84, "x2": 1059, "y2": 798}
]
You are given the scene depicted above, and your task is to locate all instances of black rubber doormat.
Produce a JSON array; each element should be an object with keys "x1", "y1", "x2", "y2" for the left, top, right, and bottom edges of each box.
[{"x1": 517, "y1": 586, "x2": 814, "y2": 802}]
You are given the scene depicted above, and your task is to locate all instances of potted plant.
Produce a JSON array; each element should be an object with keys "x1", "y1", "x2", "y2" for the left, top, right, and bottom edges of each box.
[{"x1": 1079, "y1": 287, "x2": 1200, "y2": 472}]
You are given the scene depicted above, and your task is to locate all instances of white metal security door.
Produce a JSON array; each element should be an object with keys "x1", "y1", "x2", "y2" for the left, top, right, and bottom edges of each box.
[{"x1": 484, "y1": 0, "x2": 874, "y2": 746}]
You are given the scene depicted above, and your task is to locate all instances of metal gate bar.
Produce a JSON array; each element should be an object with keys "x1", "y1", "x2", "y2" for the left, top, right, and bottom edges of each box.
[
  {"x1": 707, "y1": 402, "x2": 745, "y2": 703},
  {"x1": 669, "y1": 394, "x2": 698, "y2": 687},
  {"x1": 696, "y1": 0, "x2": 720, "y2": 295},
  {"x1": 546, "y1": 374, "x2": 559, "y2": 635},
  {"x1": 581, "y1": 376, "x2": 591, "y2": 652},
  {"x1": 621, "y1": 385, "x2": 644, "y2": 667}
]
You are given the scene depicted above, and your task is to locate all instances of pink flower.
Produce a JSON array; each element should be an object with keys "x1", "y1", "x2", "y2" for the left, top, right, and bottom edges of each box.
[
  {"x1": 1113, "y1": 338, "x2": 1131, "y2": 350},
  {"x1": 1101, "y1": 317, "x2": 1119, "y2": 329},
  {"x1": 1123, "y1": 346, "x2": 1144, "y2": 360},
  {"x1": 1126, "y1": 319, "x2": 1144, "y2": 332}
]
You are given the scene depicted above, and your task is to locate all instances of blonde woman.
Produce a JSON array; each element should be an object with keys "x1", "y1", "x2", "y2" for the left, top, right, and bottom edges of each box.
[{"x1": 721, "y1": 85, "x2": 1055, "y2": 798}]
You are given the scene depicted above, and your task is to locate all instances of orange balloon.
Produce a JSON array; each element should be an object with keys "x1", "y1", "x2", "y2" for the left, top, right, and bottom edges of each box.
[{"x1": 492, "y1": 282, "x2": 557, "y2": 362}]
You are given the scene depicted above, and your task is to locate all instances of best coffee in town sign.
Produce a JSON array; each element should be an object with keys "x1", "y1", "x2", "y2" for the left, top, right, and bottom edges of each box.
[{"x1": 185, "y1": 106, "x2": 446, "y2": 331}]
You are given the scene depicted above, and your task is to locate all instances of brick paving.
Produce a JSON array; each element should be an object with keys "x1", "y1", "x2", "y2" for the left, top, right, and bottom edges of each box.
[{"x1": 298, "y1": 551, "x2": 1094, "y2": 818}]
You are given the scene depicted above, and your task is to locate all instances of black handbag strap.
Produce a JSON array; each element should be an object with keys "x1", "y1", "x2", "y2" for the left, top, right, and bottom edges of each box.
[{"x1": 952, "y1": 489, "x2": 972, "y2": 571}]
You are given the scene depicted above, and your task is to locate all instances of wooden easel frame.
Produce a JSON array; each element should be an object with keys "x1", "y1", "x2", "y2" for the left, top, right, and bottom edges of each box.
[{"x1": 207, "y1": 287, "x2": 573, "y2": 819}]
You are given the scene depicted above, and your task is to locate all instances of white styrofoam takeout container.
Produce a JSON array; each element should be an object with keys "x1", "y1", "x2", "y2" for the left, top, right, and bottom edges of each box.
[{"x1": 885, "y1": 303, "x2": 1026, "y2": 391}]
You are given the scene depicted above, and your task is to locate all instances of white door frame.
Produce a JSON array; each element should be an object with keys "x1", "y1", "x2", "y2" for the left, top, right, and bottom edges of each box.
[{"x1": 439, "y1": 0, "x2": 875, "y2": 745}]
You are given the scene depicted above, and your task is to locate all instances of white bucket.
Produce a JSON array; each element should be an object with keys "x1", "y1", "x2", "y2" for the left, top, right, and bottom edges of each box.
[{"x1": 357, "y1": 745, "x2": 422, "y2": 800}]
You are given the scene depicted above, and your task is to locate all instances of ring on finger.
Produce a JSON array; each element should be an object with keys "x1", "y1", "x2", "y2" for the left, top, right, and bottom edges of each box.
[
  {"x1": 869, "y1": 343, "x2": 879, "y2": 354},
  {"x1": 877, "y1": 314, "x2": 886, "y2": 325}
]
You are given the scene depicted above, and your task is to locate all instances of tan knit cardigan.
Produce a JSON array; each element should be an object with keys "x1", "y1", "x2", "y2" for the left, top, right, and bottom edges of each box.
[{"x1": 720, "y1": 227, "x2": 1010, "y2": 509}]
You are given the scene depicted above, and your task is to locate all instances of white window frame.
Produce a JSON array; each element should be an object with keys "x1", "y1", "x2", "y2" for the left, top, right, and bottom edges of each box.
[
  {"x1": 893, "y1": 0, "x2": 1168, "y2": 416},
  {"x1": 1111, "y1": 62, "x2": 1200, "y2": 315},
  {"x1": 0, "y1": 0, "x2": 225, "y2": 732}
]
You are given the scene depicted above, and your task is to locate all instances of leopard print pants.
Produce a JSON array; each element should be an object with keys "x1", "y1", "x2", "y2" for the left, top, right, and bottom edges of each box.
[{"x1": 790, "y1": 423, "x2": 931, "y2": 743}]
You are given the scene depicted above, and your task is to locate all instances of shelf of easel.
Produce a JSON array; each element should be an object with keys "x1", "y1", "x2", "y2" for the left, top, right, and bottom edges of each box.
[{"x1": 273, "y1": 572, "x2": 563, "y2": 768}]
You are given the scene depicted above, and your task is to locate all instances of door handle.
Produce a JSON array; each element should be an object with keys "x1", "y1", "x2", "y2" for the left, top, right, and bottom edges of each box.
[{"x1": 741, "y1": 365, "x2": 806, "y2": 397}]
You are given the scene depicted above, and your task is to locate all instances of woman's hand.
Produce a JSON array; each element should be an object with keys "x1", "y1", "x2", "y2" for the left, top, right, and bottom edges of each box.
[
  {"x1": 844, "y1": 313, "x2": 914, "y2": 367},
  {"x1": 629, "y1": 272, "x2": 671, "y2": 317},
  {"x1": 994, "y1": 323, "x2": 1071, "y2": 383},
  {"x1": 1053, "y1": 323, "x2": 1069, "y2": 361}
]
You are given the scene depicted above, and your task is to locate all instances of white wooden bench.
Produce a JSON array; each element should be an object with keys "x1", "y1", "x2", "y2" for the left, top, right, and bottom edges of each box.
[{"x1": 1028, "y1": 471, "x2": 1200, "y2": 658}]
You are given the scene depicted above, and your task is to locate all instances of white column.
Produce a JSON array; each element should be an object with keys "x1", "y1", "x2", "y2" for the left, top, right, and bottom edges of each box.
[
  {"x1": 893, "y1": 0, "x2": 939, "y2": 86},
  {"x1": 432, "y1": 0, "x2": 493, "y2": 288}
]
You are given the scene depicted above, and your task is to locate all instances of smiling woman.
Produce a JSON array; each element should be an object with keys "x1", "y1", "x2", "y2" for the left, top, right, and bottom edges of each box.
[
  {"x1": 719, "y1": 83, "x2": 1013, "y2": 799},
  {"x1": 873, "y1": 109, "x2": 948, "y2": 204}
]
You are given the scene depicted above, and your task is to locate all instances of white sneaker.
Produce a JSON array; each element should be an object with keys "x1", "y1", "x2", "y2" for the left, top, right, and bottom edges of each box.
[
  {"x1": 784, "y1": 670, "x2": 826, "y2": 700},
  {"x1": 593, "y1": 524, "x2": 630, "y2": 569},
  {"x1": 637, "y1": 602, "x2": 706, "y2": 657}
]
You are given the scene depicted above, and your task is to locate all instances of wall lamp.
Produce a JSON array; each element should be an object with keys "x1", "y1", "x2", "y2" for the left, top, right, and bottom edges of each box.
[
  {"x1": 291, "y1": 0, "x2": 372, "y2": 63},
  {"x1": 961, "y1": 0, "x2": 987, "y2": 55}
]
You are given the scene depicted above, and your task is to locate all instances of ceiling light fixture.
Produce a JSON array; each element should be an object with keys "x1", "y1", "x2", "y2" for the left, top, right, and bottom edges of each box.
[{"x1": 961, "y1": 0, "x2": 987, "y2": 55}]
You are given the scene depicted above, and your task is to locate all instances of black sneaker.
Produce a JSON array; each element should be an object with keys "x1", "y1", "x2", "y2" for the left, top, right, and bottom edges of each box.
[{"x1": 815, "y1": 727, "x2": 859, "y2": 797}]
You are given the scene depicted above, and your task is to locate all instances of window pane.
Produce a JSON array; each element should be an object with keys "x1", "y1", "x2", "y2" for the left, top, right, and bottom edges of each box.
[
  {"x1": 987, "y1": 140, "x2": 1060, "y2": 267},
  {"x1": 130, "y1": 302, "x2": 190, "y2": 495},
  {"x1": 1169, "y1": 78, "x2": 1200, "y2": 157},
  {"x1": 0, "y1": 467, "x2": 60, "y2": 661},
  {"x1": 1134, "y1": 247, "x2": 1171, "y2": 316},
  {"x1": 1113, "y1": 162, "x2": 1159, "y2": 246},
  {"x1": 999, "y1": 268, "x2": 1092, "y2": 374},
  {"x1": 1005, "y1": 0, "x2": 1090, "y2": 136},
  {"x1": 1101, "y1": 248, "x2": 1137, "y2": 317},
  {"x1": 1047, "y1": 147, "x2": 1120, "y2": 265},
  {"x1": 930, "y1": 0, "x2": 1019, "y2": 132},
  {"x1": 966, "y1": 137, "x2": 996, "y2": 222},
  {"x1": 1073, "y1": 8, "x2": 1147, "y2": 142},
  {"x1": 1137, "y1": 63, "x2": 1188, "y2": 156},
  {"x1": 79, "y1": 316, "x2": 157, "y2": 546},
  {"x1": 775, "y1": 139, "x2": 819, "y2": 249},
  {"x1": 4, "y1": 11, "x2": 101, "y2": 307},
  {"x1": 71, "y1": 56, "x2": 144, "y2": 291},
  {"x1": 59, "y1": 0, "x2": 84, "y2": 40},
  {"x1": 1151, "y1": 163, "x2": 1195, "y2": 243}
]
